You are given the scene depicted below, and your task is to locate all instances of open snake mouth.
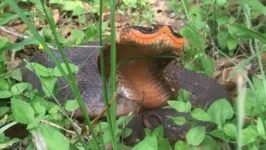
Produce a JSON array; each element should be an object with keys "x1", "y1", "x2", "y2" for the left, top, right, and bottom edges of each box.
[
  {"x1": 101, "y1": 26, "x2": 185, "y2": 109},
  {"x1": 118, "y1": 26, "x2": 184, "y2": 55}
]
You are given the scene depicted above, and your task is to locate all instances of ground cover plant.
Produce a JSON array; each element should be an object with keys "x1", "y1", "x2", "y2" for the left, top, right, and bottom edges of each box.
[{"x1": 1, "y1": 0, "x2": 266, "y2": 149}]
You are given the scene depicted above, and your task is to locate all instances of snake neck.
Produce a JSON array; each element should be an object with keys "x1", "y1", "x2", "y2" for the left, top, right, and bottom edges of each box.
[{"x1": 116, "y1": 45, "x2": 173, "y2": 108}]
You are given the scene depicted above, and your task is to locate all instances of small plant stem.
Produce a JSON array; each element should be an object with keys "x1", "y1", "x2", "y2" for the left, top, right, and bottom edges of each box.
[
  {"x1": 91, "y1": 92, "x2": 118, "y2": 126},
  {"x1": 239, "y1": 0, "x2": 255, "y2": 54},
  {"x1": 109, "y1": 0, "x2": 118, "y2": 149},
  {"x1": 236, "y1": 76, "x2": 246, "y2": 150},
  {"x1": 180, "y1": 0, "x2": 190, "y2": 21},
  {"x1": 98, "y1": 0, "x2": 116, "y2": 148}
]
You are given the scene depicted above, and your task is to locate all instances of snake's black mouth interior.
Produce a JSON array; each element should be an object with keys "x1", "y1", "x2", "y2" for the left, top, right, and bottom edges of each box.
[
  {"x1": 130, "y1": 25, "x2": 183, "y2": 38},
  {"x1": 131, "y1": 26, "x2": 159, "y2": 34}
]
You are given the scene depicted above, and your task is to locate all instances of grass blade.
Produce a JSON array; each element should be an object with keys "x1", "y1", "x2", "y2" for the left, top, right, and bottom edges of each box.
[
  {"x1": 0, "y1": 38, "x2": 39, "y2": 53},
  {"x1": 98, "y1": 0, "x2": 117, "y2": 149},
  {"x1": 109, "y1": 0, "x2": 118, "y2": 149},
  {"x1": 231, "y1": 24, "x2": 266, "y2": 44}
]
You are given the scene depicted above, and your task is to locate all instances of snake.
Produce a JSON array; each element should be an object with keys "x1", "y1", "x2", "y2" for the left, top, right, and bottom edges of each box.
[{"x1": 19, "y1": 25, "x2": 229, "y2": 144}]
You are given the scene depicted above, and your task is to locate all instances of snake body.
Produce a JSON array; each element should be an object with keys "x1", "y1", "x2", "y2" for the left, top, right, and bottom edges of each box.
[
  {"x1": 19, "y1": 26, "x2": 229, "y2": 144},
  {"x1": 20, "y1": 43, "x2": 140, "y2": 117}
]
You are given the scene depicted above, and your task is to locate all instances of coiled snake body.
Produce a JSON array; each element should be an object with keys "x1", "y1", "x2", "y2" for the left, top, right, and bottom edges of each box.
[{"x1": 20, "y1": 26, "x2": 229, "y2": 144}]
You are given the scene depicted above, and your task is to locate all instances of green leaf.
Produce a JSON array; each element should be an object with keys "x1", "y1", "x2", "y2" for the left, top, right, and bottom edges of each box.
[
  {"x1": 186, "y1": 126, "x2": 206, "y2": 146},
  {"x1": 0, "y1": 115, "x2": 8, "y2": 125},
  {"x1": 41, "y1": 76, "x2": 57, "y2": 97},
  {"x1": 144, "y1": 128, "x2": 153, "y2": 136},
  {"x1": 226, "y1": 36, "x2": 238, "y2": 51},
  {"x1": 27, "y1": 117, "x2": 41, "y2": 129},
  {"x1": 201, "y1": 136, "x2": 222, "y2": 150},
  {"x1": 118, "y1": 143, "x2": 132, "y2": 150},
  {"x1": 191, "y1": 108, "x2": 211, "y2": 121},
  {"x1": 117, "y1": 115, "x2": 134, "y2": 127},
  {"x1": 132, "y1": 134, "x2": 157, "y2": 150},
  {"x1": 121, "y1": 128, "x2": 132, "y2": 138},
  {"x1": 245, "y1": 89, "x2": 265, "y2": 116},
  {"x1": 53, "y1": 63, "x2": 79, "y2": 77},
  {"x1": 11, "y1": 82, "x2": 31, "y2": 95},
  {"x1": 223, "y1": 123, "x2": 237, "y2": 139},
  {"x1": 185, "y1": 101, "x2": 191, "y2": 112},
  {"x1": 158, "y1": 139, "x2": 171, "y2": 150},
  {"x1": 0, "y1": 133, "x2": 7, "y2": 143},
  {"x1": 3, "y1": 68, "x2": 22, "y2": 81},
  {"x1": 64, "y1": 99, "x2": 79, "y2": 112},
  {"x1": 249, "y1": 145, "x2": 259, "y2": 150},
  {"x1": 62, "y1": 1, "x2": 85, "y2": 16},
  {"x1": 0, "y1": 79, "x2": 9, "y2": 90},
  {"x1": 71, "y1": 29, "x2": 85, "y2": 45},
  {"x1": 78, "y1": 15, "x2": 86, "y2": 24},
  {"x1": 11, "y1": 97, "x2": 35, "y2": 124},
  {"x1": 241, "y1": 127, "x2": 258, "y2": 146},
  {"x1": 168, "y1": 101, "x2": 189, "y2": 113},
  {"x1": 0, "y1": 79, "x2": 12, "y2": 99},
  {"x1": 33, "y1": 123, "x2": 69, "y2": 150},
  {"x1": 188, "y1": 6, "x2": 204, "y2": 21},
  {"x1": 152, "y1": 127, "x2": 172, "y2": 150},
  {"x1": 210, "y1": 129, "x2": 230, "y2": 141},
  {"x1": 0, "y1": 61, "x2": 5, "y2": 74},
  {"x1": 32, "y1": 102, "x2": 46, "y2": 116},
  {"x1": 0, "y1": 138, "x2": 20, "y2": 149},
  {"x1": 168, "y1": 116, "x2": 186, "y2": 125},
  {"x1": 177, "y1": 89, "x2": 191, "y2": 102},
  {"x1": 216, "y1": 16, "x2": 229, "y2": 26},
  {"x1": 217, "y1": 31, "x2": 229, "y2": 50},
  {"x1": 207, "y1": 99, "x2": 233, "y2": 127},
  {"x1": 95, "y1": 122, "x2": 109, "y2": 132},
  {"x1": 49, "y1": 0, "x2": 64, "y2": 4},
  {"x1": 200, "y1": 57, "x2": 214, "y2": 77},
  {"x1": 180, "y1": 25, "x2": 205, "y2": 52},
  {"x1": 174, "y1": 141, "x2": 191, "y2": 150},
  {"x1": 42, "y1": 27, "x2": 53, "y2": 42},
  {"x1": 0, "y1": 107, "x2": 10, "y2": 117},
  {"x1": 0, "y1": 37, "x2": 9, "y2": 49},
  {"x1": 216, "y1": 0, "x2": 227, "y2": 6},
  {"x1": 31, "y1": 95, "x2": 58, "y2": 113},
  {"x1": 257, "y1": 118, "x2": 266, "y2": 139},
  {"x1": 0, "y1": 90, "x2": 13, "y2": 99},
  {"x1": 152, "y1": 125, "x2": 164, "y2": 137},
  {"x1": 26, "y1": 62, "x2": 52, "y2": 77},
  {"x1": 242, "y1": 0, "x2": 266, "y2": 16}
]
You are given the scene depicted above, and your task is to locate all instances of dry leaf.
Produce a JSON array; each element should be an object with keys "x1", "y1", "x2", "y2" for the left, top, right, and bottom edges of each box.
[{"x1": 52, "y1": 9, "x2": 60, "y2": 24}]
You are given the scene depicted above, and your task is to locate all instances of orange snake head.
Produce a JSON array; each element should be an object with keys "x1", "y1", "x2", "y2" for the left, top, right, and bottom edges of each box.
[{"x1": 117, "y1": 25, "x2": 184, "y2": 56}]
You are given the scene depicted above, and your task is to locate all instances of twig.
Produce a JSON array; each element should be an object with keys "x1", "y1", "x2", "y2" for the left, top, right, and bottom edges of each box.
[
  {"x1": 0, "y1": 26, "x2": 30, "y2": 39},
  {"x1": 40, "y1": 119, "x2": 77, "y2": 135},
  {"x1": 0, "y1": 26, "x2": 56, "y2": 50},
  {"x1": 91, "y1": 91, "x2": 118, "y2": 125}
]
